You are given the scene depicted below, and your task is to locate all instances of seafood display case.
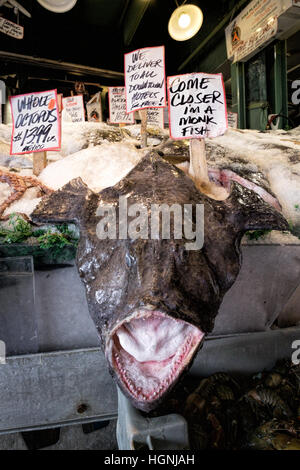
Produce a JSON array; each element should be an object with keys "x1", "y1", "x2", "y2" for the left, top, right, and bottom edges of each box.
[
  {"x1": 116, "y1": 327, "x2": 300, "y2": 450},
  {"x1": 0, "y1": 247, "x2": 298, "y2": 449},
  {"x1": 0, "y1": 116, "x2": 299, "y2": 449},
  {"x1": 0, "y1": 256, "x2": 38, "y2": 356}
]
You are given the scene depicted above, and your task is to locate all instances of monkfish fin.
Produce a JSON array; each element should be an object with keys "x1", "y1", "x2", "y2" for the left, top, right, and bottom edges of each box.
[
  {"x1": 31, "y1": 178, "x2": 93, "y2": 225},
  {"x1": 225, "y1": 182, "x2": 289, "y2": 233}
]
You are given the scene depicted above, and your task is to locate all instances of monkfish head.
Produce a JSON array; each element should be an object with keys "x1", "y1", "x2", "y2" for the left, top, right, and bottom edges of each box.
[{"x1": 32, "y1": 152, "x2": 288, "y2": 411}]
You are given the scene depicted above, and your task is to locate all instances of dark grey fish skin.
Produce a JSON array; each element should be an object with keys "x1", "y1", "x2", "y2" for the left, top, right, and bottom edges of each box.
[{"x1": 31, "y1": 152, "x2": 288, "y2": 410}]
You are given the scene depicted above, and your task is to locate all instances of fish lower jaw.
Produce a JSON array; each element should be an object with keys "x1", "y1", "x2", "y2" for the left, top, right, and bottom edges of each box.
[
  {"x1": 114, "y1": 334, "x2": 201, "y2": 403},
  {"x1": 107, "y1": 310, "x2": 204, "y2": 408}
]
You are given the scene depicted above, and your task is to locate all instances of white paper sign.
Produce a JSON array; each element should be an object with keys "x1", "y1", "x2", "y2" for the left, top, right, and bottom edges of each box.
[
  {"x1": 108, "y1": 87, "x2": 135, "y2": 124},
  {"x1": 10, "y1": 89, "x2": 61, "y2": 155},
  {"x1": 228, "y1": 112, "x2": 238, "y2": 129},
  {"x1": 124, "y1": 46, "x2": 166, "y2": 113},
  {"x1": 62, "y1": 95, "x2": 85, "y2": 122},
  {"x1": 146, "y1": 108, "x2": 164, "y2": 129},
  {"x1": 167, "y1": 73, "x2": 228, "y2": 140},
  {"x1": 0, "y1": 17, "x2": 24, "y2": 39}
]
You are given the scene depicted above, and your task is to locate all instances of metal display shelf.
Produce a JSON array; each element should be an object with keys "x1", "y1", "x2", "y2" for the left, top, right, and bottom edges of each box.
[
  {"x1": 0, "y1": 249, "x2": 299, "y2": 440},
  {"x1": 0, "y1": 348, "x2": 118, "y2": 435},
  {"x1": 0, "y1": 327, "x2": 299, "y2": 436}
]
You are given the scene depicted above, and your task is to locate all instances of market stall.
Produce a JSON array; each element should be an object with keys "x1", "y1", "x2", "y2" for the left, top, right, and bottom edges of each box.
[{"x1": 0, "y1": 0, "x2": 299, "y2": 452}]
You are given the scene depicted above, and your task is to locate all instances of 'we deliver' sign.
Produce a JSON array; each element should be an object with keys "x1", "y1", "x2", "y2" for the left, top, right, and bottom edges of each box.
[
  {"x1": 10, "y1": 89, "x2": 61, "y2": 155},
  {"x1": 124, "y1": 46, "x2": 166, "y2": 113},
  {"x1": 167, "y1": 73, "x2": 227, "y2": 140}
]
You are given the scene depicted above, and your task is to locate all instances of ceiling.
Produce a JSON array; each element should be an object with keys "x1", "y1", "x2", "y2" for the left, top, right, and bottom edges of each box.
[
  {"x1": 0, "y1": 1, "x2": 238, "y2": 79},
  {"x1": 1, "y1": 0, "x2": 299, "y2": 101}
]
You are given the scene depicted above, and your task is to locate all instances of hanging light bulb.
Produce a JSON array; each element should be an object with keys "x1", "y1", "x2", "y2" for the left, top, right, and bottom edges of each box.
[
  {"x1": 178, "y1": 12, "x2": 191, "y2": 29},
  {"x1": 168, "y1": 4, "x2": 203, "y2": 41}
]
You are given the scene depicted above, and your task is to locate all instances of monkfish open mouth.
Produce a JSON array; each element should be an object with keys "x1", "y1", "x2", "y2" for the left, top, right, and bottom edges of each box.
[{"x1": 106, "y1": 310, "x2": 204, "y2": 409}]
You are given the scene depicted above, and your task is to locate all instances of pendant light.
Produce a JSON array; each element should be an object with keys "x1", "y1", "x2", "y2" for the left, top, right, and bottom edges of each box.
[
  {"x1": 168, "y1": 2, "x2": 203, "y2": 41},
  {"x1": 36, "y1": 0, "x2": 77, "y2": 13}
]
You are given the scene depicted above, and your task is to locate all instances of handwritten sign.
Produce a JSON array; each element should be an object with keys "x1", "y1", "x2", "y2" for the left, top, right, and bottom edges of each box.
[
  {"x1": 167, "y1": 73, "x2": 227, "y2": 140},
  {"x1": 10, "y1": 89, "x2": 61, "y2": 155},
  {"x1": 146, "y1": 108, "x2": 164, "y2": 129},
  {"x1": 0, "y1": 17, "x2": 24, "y2": 39},
  {"x1": 108, "y1": 87, "x2": 134, "y2": 124},
  {"x1": 62, "y1": 95, "x2": 85, "y2": 123},
  {"x1": 228, "y1": 111, "x2": 238, "y2": 129},
  {"x1": 124, "y1": 46, "x2": 166, "y2": 113}
]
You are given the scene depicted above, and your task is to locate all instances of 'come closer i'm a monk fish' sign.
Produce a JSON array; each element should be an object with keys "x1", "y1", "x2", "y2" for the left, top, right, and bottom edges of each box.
[
  {"x1": 124, "y1": 46, "x2": 166, "y2": 113},
  {"x1": 167, "y1": 73, "x2": 227, "y2": 140}
]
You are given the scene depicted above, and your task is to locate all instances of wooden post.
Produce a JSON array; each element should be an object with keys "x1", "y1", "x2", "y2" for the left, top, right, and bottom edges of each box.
[
  {"x1": 140, "y1": 109, "x2": 148, "y2": 148},
  {"x1": 33, "y1": 151, "x2": 47, "y2": 176},
  {"x1": 189, "y1": 139, "x2": 210, "y2": 186},
  {"x1": 189, "y1": 139, "x2": 228, "y2": 201}
]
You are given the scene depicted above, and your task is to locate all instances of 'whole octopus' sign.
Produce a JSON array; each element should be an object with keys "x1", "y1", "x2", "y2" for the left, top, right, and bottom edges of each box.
[
  {"x1": 167, "y1": 73, "x2": 228, "y2": 140},
  {"x1": 10, "y1": 89, "x2": 61, "y2": 155}
]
